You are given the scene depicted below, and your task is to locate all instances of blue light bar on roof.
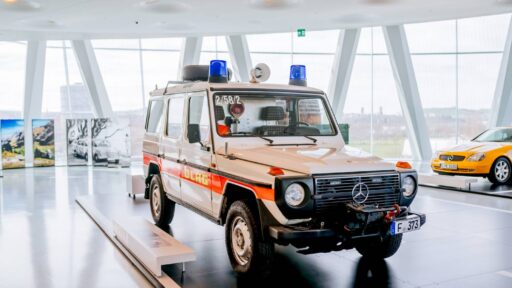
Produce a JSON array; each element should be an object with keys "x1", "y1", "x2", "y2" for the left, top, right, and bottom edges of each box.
[
  {"x1": 208, "y1": 60, "x2": 228, "y2": 83},
  {"x1": 289, "y1": 65, "x2": 307, "y2": 86}
]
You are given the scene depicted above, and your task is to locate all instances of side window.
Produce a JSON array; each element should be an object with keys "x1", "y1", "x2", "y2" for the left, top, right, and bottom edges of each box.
[
  {"x1": 188, "y1": 95, "x2": 210, "y2": 142},
  {"x1": 146, "y1": 100, "x2": 164, "y2": 133},
  {"x1": 167, "y1": 96, "x2": 185, "y2": 139}
]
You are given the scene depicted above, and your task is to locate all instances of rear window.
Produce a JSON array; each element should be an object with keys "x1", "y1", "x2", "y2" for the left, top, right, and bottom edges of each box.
[{"x1": 146, "y1": 100, "x2": 164, "y2": 133}]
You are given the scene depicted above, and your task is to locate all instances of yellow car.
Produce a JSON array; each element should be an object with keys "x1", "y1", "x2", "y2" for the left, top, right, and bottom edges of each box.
[{"x1": 431, "y1": 127, "x2": 512, "y2": 185}]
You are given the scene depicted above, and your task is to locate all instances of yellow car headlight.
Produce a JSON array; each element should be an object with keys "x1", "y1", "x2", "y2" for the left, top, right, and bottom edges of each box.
[{"x1": 467, "y1": 153, "x2": 486, "y2": 162}]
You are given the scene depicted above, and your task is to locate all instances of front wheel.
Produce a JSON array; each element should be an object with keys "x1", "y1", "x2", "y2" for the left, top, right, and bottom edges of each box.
[
  {"x1": 355, "y1": 234, "x2": 402, "y2": 259},
  {"x1": 149, "y1": 175, "x2": 175, "y2": 227},
  {"x1": 488, "y1": 157, "x2": 512, "y2": 185},
  {"x1": 225, "y1": 200, "x2": 274, "y2": 277}
]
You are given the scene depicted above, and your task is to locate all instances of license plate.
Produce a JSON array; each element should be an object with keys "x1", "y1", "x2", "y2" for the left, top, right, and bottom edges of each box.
[
  {"x1": 390, "y1": 215, "x2": 421, "y2": 235},
  {"x1": 440, "y1": 162, "x2": 457, "y2": 170}
]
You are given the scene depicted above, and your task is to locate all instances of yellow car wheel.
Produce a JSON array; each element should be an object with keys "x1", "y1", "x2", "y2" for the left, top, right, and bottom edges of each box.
[{"x1": 488, "y1": 157, "x2": 512, "y2": 185}]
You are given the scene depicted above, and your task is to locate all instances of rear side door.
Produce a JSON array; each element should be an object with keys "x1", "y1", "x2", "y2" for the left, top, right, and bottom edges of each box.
[
  {"x1": 160, "y1": 94, "x2": 186, "y2": 200},
  {"x1": 143, "y1": 97, "x2": 165, "y2": 178},
  {"x1": 180, "y1": 91, "x2": 213, "y2": 215}
]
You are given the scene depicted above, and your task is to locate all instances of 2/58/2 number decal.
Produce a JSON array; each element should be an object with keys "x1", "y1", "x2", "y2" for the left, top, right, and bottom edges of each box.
[{"x1": 215, "y1": 95, "x2": 241, "y2": 105}]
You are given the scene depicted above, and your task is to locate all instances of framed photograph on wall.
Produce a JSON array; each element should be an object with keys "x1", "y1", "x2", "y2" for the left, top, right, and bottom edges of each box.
[
  {"x1": 1, "y1": 119, "x2": 25, "y2": 169},
  {"x1": 91, "y1": 118, "x2": 130, "y2": 167},
  {"x1": 66, "y1": 119, "x2": 89, "y2": 166},
  {"x1": 32, "y1": 119, "x2": 55, "y2": 167}
]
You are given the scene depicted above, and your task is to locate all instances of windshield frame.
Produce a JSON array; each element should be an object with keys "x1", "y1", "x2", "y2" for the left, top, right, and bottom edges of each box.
[
  {"x1": 472, "y1": 128, "x2": 512, "y2": 143},
  {"x1": 211, "y1": 91, "x2": 339, "y2": 138}
]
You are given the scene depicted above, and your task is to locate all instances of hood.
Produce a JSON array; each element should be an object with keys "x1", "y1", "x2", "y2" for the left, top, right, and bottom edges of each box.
[
  {"x1": 442, "y1": 142, "x2": 507, "y2": 154},
  {"x1": 225, "y1": 146, "x2": 396, "y2": 175}
]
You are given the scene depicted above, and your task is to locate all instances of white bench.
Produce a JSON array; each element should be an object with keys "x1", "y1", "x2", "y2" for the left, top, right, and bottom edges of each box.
[
  {"x1": 127, "y1": 172, "x2": 145, "y2": 199},
  {"x1": 113, "y1": 217, "x2": 196, "y2": 277},
  {"x1": 419, "y1": 173, "x2": 478, "y2": 190}
]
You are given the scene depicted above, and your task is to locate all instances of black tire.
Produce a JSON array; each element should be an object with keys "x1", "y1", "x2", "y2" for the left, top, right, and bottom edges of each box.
[
  {"x1": 225, "y1": 200, "x2": 274, "y2": 277},
  {"x1": 355, "y1": 234, "x2": 402, "y2": 259},
  {"x1": 93, "y1": 154, "x2": 99, "y2": 162},
  {"x1": 182, "y1": 65, "x2": 209, "y2": 81},
  {"x1": 84, "y1": 153, "x2": 88, "y2": 161},
  {"x1": 149, "y1": 175, "x2": 175, "y2": 227},
  {"x1": 488, "y1": 157, "x2": 512, "y2": 185}
]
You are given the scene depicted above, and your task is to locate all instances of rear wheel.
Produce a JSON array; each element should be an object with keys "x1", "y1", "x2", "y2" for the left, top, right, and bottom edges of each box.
[
  {"x1": 355, "y1": 234, "x2": 402, "y2": 259},
  {"x1": 225, "y1": 200, "x2": 274, "y2": 277},
  {"x1": 149, "y1": 174, "x2": 175, "y2": 227},
  {"x1": 488, "y1": 157, "x2": 512, "y2": 185}
]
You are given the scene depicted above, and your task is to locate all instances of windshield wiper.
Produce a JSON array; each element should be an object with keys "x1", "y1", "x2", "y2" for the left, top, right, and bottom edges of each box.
[
  {"x1": 303, "y1": 135, "x2": 317, "y2": 144},
  {"x1": 230, "y1": 132, "x2": 274, "y2": 144}
]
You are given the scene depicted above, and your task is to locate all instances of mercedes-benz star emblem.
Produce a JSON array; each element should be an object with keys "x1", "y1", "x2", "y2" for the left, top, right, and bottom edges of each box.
[
  {"x1": 448, "y1": 155, "x2": 454, "y2": 161},
  {"x1": 352, "y1": 182, "x2": 370, "y2": 204}
]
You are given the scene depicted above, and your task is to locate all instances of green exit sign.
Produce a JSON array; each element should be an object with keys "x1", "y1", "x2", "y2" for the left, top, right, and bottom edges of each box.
[{"x1": 297, "y1": 28, "x2": 306, "y2": 37}]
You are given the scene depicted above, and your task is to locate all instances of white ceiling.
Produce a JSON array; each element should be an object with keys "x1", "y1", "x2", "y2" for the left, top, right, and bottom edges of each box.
[{"x1": 1, "y1": 0, "x2": 512, "y2": 40}]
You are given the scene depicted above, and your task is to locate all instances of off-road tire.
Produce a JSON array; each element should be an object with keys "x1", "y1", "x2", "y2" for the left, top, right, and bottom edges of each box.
[
  {"x1": 149, "y1": 175, "x2": 175, "y2": 227},
  {"x1": 488, "y1": 157, "x2": 512, "y2": 185},
  {"x1": 225, "y1": 200, "x2": 274, "y2": 277},
  {"x1": 355, "y1": 234, "x2": 402, "y2": 259}
]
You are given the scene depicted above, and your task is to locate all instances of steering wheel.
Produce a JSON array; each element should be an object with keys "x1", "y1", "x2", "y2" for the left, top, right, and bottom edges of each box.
[{"x1": 284, "y1": 121, "x2": 310, "y2": 134}]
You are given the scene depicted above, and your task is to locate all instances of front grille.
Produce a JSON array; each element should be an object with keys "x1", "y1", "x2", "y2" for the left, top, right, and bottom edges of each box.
[
  {"x1": 314, "y1": 172, "x2": 401, "y2": 213},
  {"x1": 440, "y1": 155, "x2": 465, "y2": 161}
]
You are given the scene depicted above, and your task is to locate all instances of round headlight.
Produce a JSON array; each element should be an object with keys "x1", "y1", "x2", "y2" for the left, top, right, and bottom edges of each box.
[
  {"x1": 285, "y1": 183, "x2": 305, "y2": 207},
  {"x1": 402, "y1": 176, "x2": 416, "y2": 197}
]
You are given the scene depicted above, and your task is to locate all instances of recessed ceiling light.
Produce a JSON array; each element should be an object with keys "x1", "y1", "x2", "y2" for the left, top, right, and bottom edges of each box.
[
  {"x1": 249, "y1": 0, "x2": 301, "y2": 9},
  {"x1": 16, "y1": 19, "x2": 64, "y2": 29},
  {"x1": 138, "y1": 0, "x2": 189, "y2": 13},
  {"x1": 154, "y1": 21, "x2": 194, "y2": 31},
  {"x1": 2, "y1": 0, "x2": 41, "y2": 11}
]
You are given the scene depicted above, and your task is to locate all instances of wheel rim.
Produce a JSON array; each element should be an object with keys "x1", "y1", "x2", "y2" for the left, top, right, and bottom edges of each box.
[
  {"x1": 231, "y1": 216, "x2": 252, "y2": 266},
  {"x1": 495, "y1": 160, "x2": 510, "y2": 182},
  {"x1": 152, "y1": 184, "x2": 161, "y2": 218}
]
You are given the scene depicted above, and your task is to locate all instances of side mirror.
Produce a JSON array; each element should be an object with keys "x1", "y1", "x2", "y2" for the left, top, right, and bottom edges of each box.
[{"x1": 187, "y1": 124, "x2": 201, "y2": 144}]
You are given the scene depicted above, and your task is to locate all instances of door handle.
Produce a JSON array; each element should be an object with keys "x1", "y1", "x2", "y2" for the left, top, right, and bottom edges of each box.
[{"x1": 178, "y1": 159, "x2": 187, "y2": 165}]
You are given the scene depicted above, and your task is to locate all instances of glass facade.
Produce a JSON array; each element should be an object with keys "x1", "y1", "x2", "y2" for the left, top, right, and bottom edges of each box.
[{"x1": 0, "y1": 12, "x2": 511, "y2": 162}]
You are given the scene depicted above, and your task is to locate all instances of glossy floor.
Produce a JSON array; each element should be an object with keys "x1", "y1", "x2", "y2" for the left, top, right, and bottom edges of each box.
[{"x1": 1, "y1": 167, "x2": 512, "y2": 288}]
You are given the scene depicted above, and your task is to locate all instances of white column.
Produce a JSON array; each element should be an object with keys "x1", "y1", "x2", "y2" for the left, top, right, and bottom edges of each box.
[
  {"x1": 383, "y1": 25, "x2": 432, "y2": 160},
  {"x1": 178, "y1": 37, "x2": 202, "y2": 80},
  {"x1": 71, "y1": 40, "x2": 114, "y2": 118},
  {"x1": 23, "y1": 40, "x2": 47, "y2": 167},
  {"x1": 226, "y1": 35, "x2": 253, "y2": 82},
  {"x1": 490, "y1": 18, "x2": 512, "y2": 127},
  {"x1": 328, "y1": 29, "x2": 360, "y2": 119}
]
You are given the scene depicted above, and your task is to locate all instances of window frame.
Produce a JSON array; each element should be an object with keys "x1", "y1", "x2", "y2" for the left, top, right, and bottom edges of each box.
[
  {"x1": 165, "y1": 93, "x2": 186, "y2": 139},
  {"x1": 145, "y1": 98, "x2": 164, "y2": 134},
  {"x1": 187, "y1": 91, "x2": 211, "y2": 144}
]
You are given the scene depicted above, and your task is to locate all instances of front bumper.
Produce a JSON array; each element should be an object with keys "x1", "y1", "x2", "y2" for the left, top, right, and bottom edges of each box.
[
  {"x1": 268, "y1": 211, "x2": 426, "y2": 244},
  {"x1": 431, "y1": 159, "x2": 490, "y2": 175}
]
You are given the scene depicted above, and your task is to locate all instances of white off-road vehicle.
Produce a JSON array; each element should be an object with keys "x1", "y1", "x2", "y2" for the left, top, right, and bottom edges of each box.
[{"x1": 143, "y1": 61, "x2": 425, "y2": 276}]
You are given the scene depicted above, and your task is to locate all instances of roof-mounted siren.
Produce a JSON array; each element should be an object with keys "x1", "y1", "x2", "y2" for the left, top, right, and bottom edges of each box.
[
  {"x1": 289, "y1": 65, "x2": 307, "y2": 86},
  {"x1": 208, "y1": 60, "x2": 229, "y2": 83},
  {"x1": 250, "y1": 63, "x2": 271, "y2": 83}
]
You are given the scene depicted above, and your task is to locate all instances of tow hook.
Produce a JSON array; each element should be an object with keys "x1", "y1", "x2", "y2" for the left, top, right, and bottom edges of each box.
[{"x1": 384, "y1": 204, "x2": 401, "y2": 223}]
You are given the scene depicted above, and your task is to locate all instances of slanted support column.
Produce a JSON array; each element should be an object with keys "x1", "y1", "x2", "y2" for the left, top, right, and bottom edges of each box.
[
  {"x1": 23, "y1": 40, "x2": 47, "y2": 167},
  {"x1": 226, "y1": 35, "x2": 253, "y2": 82},
  {"x1": 178, "y1": 37, "x2": 202, "y2": 80},
  {"x1": 328, "y1": 29, "x2": 360, "y2": 119},
  {"x1": 383, "y1": 25, "x2": 432, "y2": 160},
  {"x1": 491, "y1": 18, "x2": 512, "y2": 127},
  {"x1": 71, "y1": 40, "x2": 113, "y2": 118}
]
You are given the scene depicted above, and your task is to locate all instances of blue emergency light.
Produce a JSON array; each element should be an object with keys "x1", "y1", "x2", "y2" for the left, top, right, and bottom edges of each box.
[
  {"x1": 208, "y1": 60, "x2": 228, "y2": 83},
  {"x1": 289, "y1": 65, "x2": 307, "y2": 86}
]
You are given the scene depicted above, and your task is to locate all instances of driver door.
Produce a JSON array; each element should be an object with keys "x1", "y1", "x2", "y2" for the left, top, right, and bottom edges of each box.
[{"x1": 180, "y1": 91, "x2": 213, "y2": 215}]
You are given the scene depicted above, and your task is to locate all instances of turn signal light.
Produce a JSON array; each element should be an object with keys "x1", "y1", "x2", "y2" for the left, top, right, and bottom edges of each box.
[
  {"x1": 268, "y1": 167, "x2": 284, "y2": 176},
  {"x1": 396, "y1": 161, "x2": 412, "y2": 169}
]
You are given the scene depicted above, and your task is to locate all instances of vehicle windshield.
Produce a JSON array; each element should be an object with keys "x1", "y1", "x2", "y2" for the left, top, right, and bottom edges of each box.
[
  {"x1": 213, "y1": 94, "x2": 337, "y2": 137},
  {"x1": 473, "y1": 128, "x2": 512, "y2": 142}
]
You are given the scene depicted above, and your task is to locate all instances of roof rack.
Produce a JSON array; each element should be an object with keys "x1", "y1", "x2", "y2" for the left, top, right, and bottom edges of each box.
[{"x1": 163, "y1": 80, "x2": 189, "y2": 94}]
